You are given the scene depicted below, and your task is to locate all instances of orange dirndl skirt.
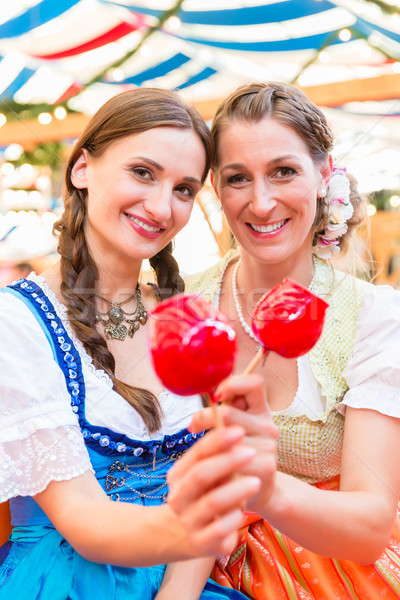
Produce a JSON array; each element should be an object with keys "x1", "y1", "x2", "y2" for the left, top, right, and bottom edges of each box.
[{"x1": 212, "y1": 477, "x2": 400, "y2": 599}]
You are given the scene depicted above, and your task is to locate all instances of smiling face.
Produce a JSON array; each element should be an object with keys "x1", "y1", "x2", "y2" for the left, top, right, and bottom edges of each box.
[
  {"x1": 213, "y1": 117, "x2": 330, "y2": 266},
  {"x1": 71, "y1": 126, "x2": 206, "y2": 271}
]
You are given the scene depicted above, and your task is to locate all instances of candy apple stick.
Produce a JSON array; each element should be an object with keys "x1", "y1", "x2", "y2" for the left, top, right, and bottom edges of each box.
[
  {"x1": 203, "y1": 392, "x2": 223, "y2": 428},
  {"x1": 242, "y1": 348, "x2": 268, "y2": 376}
]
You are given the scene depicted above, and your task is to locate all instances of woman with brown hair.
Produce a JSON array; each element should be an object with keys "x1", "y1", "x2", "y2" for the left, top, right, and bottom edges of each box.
[
  {"x1": 186, "y1": 81, "x2": 400, "y2": 599},
  {"x1": 0, "y1": 88, "x2": 272, "y2": 599}
]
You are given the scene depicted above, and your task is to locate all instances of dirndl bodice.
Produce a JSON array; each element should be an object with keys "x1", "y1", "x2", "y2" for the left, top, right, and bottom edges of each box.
[{"x1": 0, "y1": 279, "x2": 245, "y2": 600}]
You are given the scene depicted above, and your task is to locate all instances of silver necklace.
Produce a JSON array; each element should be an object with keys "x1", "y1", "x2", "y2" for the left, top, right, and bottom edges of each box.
[
  {"x1": 232, "y1": 255, "x2": 317, "y2": 345},
  {"x1": 95, "y1": 283, "x2": 147, "y2": 341}
]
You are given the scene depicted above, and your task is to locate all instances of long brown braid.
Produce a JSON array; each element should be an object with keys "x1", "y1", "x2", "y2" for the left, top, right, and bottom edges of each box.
[
  {"x1": 149, "y1": 241, "x2": 184, "y2": 301},
  {"x1": 211, "y1": 81, "x2": 367, "y2": 261},
  {"x1": 54, "y1": 88, "x2": 213, "y2": 432}
]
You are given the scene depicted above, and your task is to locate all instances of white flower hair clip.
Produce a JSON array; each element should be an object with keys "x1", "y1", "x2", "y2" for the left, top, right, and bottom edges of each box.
[{"x1": 312, "y1": 165, "x2": 353, "y2": 259}]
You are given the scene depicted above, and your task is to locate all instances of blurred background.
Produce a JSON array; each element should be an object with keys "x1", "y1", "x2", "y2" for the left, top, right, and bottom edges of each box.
[{"x1": 0, "y1": 0, "x2": 400, "y2": 286}]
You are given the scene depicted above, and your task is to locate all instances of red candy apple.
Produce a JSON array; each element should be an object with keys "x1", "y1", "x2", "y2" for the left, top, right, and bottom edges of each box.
[
  {"x1": 251, "y1": 277, "x2": 329, "y2": 359},
  {"x1": 149, "y1": 293, "x2": 237, "y2": 396}
]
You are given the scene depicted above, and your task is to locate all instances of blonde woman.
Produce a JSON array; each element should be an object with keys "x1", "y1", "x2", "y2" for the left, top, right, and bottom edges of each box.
[{"x1": 187, "y1": 82, "x2": 400, "y2": 599}]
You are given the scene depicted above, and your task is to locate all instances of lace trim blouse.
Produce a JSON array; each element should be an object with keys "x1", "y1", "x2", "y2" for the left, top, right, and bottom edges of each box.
[{"x1": 0, "y1": 275, "x2": 203, "y2": 502}]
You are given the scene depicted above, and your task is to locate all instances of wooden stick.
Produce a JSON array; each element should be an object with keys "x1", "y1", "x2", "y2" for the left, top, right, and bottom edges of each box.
[
  {"x1": 221, "y1": 348, "x2": 270, "y2": 407},
  {"x1": 242, "y1": 347, "x2": 269, "y2": 375},
  {"x1": 204, "y1": 392, "x2": 223, "y2": 428}
]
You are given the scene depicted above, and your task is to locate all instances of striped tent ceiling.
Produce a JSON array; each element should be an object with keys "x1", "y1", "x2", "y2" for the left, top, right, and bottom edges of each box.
[
  {"x1": 1, "y1": 0, "x2": 400, "y2": 115},
  {"x1": 1, "y1": 0, "x2": 400, "y2": 267},
  {"x1": 1, "y1": 0, "x2": 400, "y2": 196}
]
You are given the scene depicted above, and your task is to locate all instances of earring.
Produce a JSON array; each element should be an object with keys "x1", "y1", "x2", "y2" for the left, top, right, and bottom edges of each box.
[{"x1": 318, "y1": 189, "x2": 327, "y2": 198}]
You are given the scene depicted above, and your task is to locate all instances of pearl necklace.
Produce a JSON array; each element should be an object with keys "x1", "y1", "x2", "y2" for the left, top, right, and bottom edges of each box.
[
  {"x1": 232, "y1": 259, "x2": 259, "y2": 344},
  {"x1": 232, "y1": 255, "x2": 317, "y2": 345}
]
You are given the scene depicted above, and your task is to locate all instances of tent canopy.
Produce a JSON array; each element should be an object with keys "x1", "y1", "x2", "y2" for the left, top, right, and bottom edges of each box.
[
  {"x1": 1, "y1": 0, "x2": 400, "y2": 192},
  {"x1": 1, "y1": 0, "x2": 400, "y2": 112}
]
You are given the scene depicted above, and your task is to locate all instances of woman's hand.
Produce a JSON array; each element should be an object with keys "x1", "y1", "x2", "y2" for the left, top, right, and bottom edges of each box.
[
  {"x1": 189, "y1": 374, "x2": 278, "y2": 514},
  {"x1": 166, "y1": 424, "x2": 261, "y2": 557},
  {"x1": 35, "y1": 425, "x2": 261, "y2": 566}
]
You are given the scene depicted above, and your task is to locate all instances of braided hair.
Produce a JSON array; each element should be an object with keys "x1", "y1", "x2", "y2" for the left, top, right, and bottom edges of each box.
[
  {"x1": 54, "y1": 88, "x2": 213, "y2": 432},
  {"x1": 211, "y1": 82, "x2": 366, "y2": 258}
]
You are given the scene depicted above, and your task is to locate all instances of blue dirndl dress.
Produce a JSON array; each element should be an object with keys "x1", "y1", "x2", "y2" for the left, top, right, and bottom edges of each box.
[{"x1": 0, "y1": 279, "x2": 245, "y2": 599}]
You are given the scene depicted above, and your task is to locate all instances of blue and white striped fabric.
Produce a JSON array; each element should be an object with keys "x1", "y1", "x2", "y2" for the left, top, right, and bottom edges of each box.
[{"x1": 0, "y1": 0, "x2": 399, "y2": 109}]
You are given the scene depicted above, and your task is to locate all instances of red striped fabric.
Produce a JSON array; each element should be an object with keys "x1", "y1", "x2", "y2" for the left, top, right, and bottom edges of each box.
[
  {"x1": 31, "y1": 20, "x2": 144, "y2": 60},
  {"x1": 212, "y1": 479, "x2": 400, "y2": 599}
]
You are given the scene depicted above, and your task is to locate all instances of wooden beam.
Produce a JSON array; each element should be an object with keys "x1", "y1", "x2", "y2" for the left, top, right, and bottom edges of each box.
[
  {"x1": 193, "y1": 72, "x2": 400, "y2": 119},
  {"x1": 1, "y1": 72, "x2": 400, "y2": 148},
  {"x1": 299, "y1": 72, "x2": 400, "y2": 107}
]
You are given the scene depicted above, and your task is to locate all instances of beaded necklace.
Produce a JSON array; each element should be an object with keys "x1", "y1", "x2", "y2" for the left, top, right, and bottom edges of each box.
[
  {"x1": 95, "y1": 283, "x2": 147, "y2": 341},
  {"x1": 232, "y1": 255, "x2": 317, "y2": 346}
]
